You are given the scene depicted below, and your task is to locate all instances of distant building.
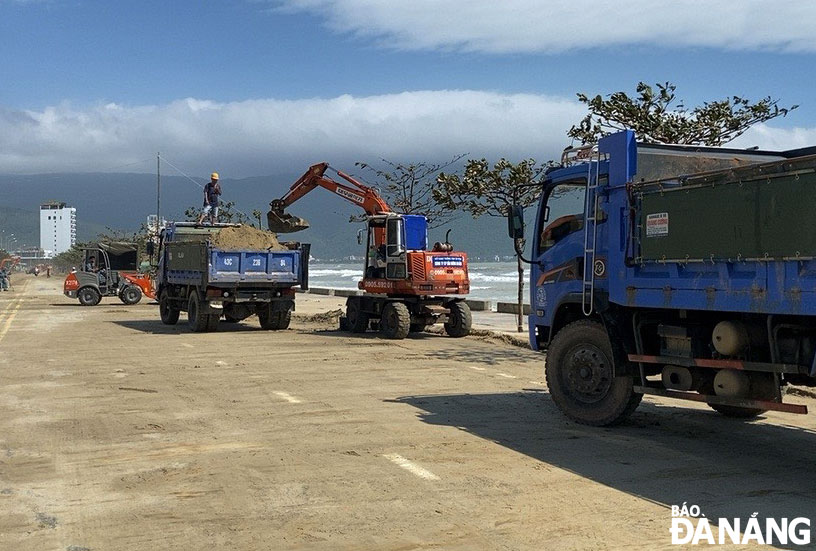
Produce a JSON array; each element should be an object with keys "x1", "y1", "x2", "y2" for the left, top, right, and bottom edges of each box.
[{"x1": 40, "y1": 201, "x2": 76, "y2": 254}]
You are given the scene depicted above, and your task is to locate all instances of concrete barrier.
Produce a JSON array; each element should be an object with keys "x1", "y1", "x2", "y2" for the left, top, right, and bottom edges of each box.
[
  {"x1": 335, "y1": 289, "x2": 363, "y2": 297},
  {"x1": 309, "y1": 287, "x2": 336, "y2": 296},
  {"x1": 464, "y1": 299, "x2": 492, "y2": 311},
  {"x1": 496, "y1": 302, "x2": 531, "y2": 315}
]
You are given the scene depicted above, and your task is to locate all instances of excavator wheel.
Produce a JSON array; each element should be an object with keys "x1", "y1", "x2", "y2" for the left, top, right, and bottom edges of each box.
[
  {"x1": 380, "y1": 302, "x2": 410, "y2": 340},
  {"x1": 345, "y1": 297, "x2": 369, "y2": 333},
  {"x1": 444, "y1": 301, "x2": 472, "y2": 338}
]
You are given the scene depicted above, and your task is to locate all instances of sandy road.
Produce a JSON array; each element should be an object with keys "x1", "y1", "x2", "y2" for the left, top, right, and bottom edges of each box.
[{"x1": 2, "y1": 275, "x2": 816, "y2": 550}]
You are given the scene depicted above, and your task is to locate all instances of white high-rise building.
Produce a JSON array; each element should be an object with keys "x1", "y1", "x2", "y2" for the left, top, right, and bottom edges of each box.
[{"x1": 40, "y1": 202, "x2": 76, "y2": 255}]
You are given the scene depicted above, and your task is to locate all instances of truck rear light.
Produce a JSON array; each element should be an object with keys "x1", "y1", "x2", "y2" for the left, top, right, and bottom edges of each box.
[{"x1": 206, "y1": 288, "x2": 223, "y2": 298}]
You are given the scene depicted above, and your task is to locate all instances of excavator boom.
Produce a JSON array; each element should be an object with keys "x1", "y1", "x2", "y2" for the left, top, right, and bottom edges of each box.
[{"x1": 268, "y1": 162, "x2": 391, "y2": 233}]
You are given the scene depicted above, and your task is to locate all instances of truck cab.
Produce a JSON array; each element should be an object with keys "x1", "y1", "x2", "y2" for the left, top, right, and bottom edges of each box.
[{"x1": 512, "y1": 130, "x2": 816, "y2": 426}]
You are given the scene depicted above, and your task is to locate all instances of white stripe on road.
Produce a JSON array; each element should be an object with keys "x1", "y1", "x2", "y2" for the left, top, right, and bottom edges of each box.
[
  {"x1": 467, "y1": 366, "x2": 486, "y2": 371},
  {"x1": 496, "y1": 372, "x2": 517, "y2": 379},
  {"x1": 383, "y1": 453, "x2": 440, "y2": 481},
  {"x1": 273, "y1": 391, "x2": 302, "y2": 404},
  {"x1": 181, "y1": 343, "x2": 194, "y2": 348}
]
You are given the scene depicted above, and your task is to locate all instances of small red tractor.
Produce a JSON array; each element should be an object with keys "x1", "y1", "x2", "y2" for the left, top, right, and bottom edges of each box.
[{"x1": 64, "y1": 242, "x2": 155, "y2": 306}]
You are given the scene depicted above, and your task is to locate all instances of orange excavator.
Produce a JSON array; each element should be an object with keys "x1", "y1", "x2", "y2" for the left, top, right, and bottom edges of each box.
[
  {"x1": 0, "y1": 256, "x2": 20, "y2": 271},
  {"x1": 268, "y1": 162, "x2": 472, "y2": 339}
]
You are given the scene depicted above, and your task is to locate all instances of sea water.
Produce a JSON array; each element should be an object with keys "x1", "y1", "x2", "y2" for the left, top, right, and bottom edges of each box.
[{"x1": 308, "y1": 261, "x2": 526, "y2": 303}]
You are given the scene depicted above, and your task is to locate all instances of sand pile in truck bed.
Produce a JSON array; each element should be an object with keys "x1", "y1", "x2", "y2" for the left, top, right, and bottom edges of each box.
[{"x1": 210, "y1": 225, "x2": 287, "y2": 251}]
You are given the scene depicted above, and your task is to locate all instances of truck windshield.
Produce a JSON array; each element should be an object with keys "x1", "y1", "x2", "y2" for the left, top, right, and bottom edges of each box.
[{"x1": 538, "y1": 181, "x2": 586, "y2": 254}]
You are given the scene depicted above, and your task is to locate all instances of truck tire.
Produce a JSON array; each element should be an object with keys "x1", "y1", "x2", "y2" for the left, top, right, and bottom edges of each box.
[
  {"x1": 187, "y1": 291, "x2": 211, "y2": 333},
  {"x1": 380, "y1": 301, "x2": 410, "y2": 339},
  {"x1": 78, "y1": 286, "x2": 101, "y2": 306},
  {"x1": 206, "y1": 312, "x2": 220, "y2": 332},
  {"x1": 345, "y1": 297, "x2": 369, "y2": 333},
  {"x1": 545, "y1": 319, "x2": 641, "y2": 426},
  {"x1": 444, "y1": 301, "x2": 472, "y2": 338},
  {"x1": 119, "y1": 285, "x2": 142, "y2": 305},
  {"x1": 159, "y1": 290, "x2": 180, "y2": 325},
  {"x1": 259, "y1": 303, "x2": 292, "y2": 330}
]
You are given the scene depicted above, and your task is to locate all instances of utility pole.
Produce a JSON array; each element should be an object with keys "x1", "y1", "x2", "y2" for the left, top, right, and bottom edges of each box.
[{"x1": 156, "y1": 152, "x2": 161, "y2": 234}]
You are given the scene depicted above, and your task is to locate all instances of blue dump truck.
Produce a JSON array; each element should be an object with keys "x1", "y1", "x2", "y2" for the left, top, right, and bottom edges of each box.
[
  {"x1": 509, "y1": 130, "x2": 816, "y2": 425},
  {"x1": 155, "y1": 222, "x2": 309, "y2": 332}
]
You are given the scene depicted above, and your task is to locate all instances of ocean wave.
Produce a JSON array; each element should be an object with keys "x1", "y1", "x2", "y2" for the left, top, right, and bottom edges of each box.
[
  {"x1": 309, "y1": 269, "x2": 362, "y2": 278},
  {"x1": 469, "y1": 273, "x2": 518, "y2": 283}
]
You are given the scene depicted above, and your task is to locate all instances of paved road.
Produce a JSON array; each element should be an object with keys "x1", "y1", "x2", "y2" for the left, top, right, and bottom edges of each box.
[{"x1": 2, "y1": 275, "x2": 816, "y2": 550}]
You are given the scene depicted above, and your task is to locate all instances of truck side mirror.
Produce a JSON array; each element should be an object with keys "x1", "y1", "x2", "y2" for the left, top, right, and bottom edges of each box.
[
  {"x1": 507, "y1": 204, "x2": 525, "y2": 240},
  {"x1": 357, "y1": 228, "x2": 365, "y2": 245}
]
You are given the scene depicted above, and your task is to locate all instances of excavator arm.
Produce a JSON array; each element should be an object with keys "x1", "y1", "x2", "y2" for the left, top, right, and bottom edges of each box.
[
  {"x1": 268, "y1": 162, "x2": 391, "y2": 233},
  {"x1": 0, "y1": 256, "x2": 20, "y2": 270}
]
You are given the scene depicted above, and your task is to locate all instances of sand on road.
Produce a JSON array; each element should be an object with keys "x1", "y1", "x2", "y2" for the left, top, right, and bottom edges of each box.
[{"x1": 1, "y1": 275, "x2": 816, "y2": 550}]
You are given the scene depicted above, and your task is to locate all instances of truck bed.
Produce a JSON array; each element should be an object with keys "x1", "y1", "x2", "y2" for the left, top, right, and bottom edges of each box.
[{"x1": 164, "y1": 241, "x2": 304, "y2": 286}]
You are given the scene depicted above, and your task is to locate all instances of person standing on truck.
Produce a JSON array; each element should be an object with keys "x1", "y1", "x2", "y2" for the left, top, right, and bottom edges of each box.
[{"x1": 198, "y1": 172, "x2": 222, "y2": 225}]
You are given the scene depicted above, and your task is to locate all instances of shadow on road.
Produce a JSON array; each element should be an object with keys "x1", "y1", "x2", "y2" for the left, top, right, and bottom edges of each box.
[
  {"x1": 308, "y1": 329, "x2": 439, "y2": 341},
  {"x1": 112, "y1": 320, "x2": 263, "y2": 334},
  {"x1": 48, "y1": 302, "x2": 132, "y2": 307},
  {"x1": 395, "y1": 391, "x2": 816, "y2": 532},
  {"x1": 421, "y1": 344, "x2": 536, "y2": 366}
]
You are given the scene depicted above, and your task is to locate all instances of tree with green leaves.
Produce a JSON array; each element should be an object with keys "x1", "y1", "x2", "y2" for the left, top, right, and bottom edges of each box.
[
  {"x1": 569, "y1": 81, "x2": 797, "y2": 146},
  {"x1": 354, "y1": 156, "x2": 466, "y2": 228},
  {"x1": 50, "y1": 243, "x2": 87, "y2": 271},
  {"x1": 436, "y1": 158, "x2": 552, "y2": 332},
  {"x1": 185, "y1": 200, "x2": 251, "y2": 225}
]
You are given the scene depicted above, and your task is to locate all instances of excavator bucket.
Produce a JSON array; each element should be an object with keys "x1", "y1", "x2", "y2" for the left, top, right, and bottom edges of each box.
[{"x1": 267, "y1": 208, "x2": 310, "y2": 233}]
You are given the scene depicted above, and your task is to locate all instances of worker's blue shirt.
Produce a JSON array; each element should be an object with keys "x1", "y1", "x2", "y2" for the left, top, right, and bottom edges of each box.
[{"x1": 204, "y1": 182, "x2": 221, "y2": 206}]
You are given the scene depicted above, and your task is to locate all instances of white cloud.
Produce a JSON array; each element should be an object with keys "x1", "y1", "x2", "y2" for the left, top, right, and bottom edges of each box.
[
  {"x1": 0, "y1": 91, "x2": 585, "y2": 176},
  {"x1": 730, "y1": 123, "x2": 816, "y2": 151},
  {"x1": 1, "y1": 91, "x2": 811, "y2": 177},
  {"x1": 273, "y1": 0, "x2": 816, "y2": 54}
]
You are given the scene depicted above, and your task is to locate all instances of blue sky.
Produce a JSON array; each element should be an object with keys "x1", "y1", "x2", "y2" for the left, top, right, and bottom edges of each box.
[{"x1": 1, "y1": 0, "x2": 815, "y2": 176}]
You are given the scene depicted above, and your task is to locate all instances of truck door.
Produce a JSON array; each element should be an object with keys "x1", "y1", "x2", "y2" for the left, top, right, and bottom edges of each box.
[{"x1": 532, "y1": 179, "x2": 587, "y2": 322}]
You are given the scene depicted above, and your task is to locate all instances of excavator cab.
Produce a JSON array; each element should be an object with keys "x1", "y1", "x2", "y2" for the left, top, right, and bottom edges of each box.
[{"x1": 364, "y1": 214, "x2": 410, "y2": 280}]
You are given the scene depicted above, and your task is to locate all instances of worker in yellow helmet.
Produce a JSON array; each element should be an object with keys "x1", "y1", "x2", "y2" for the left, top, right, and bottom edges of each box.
[{"x1": 198, "y1": 172, "x2": 222, "y2": 225}]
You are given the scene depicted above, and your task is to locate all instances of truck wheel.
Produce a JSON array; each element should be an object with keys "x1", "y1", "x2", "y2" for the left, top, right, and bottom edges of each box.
[
  {"x1": 381, "y1": 302, "x2": 410, "y2": 339},
  {"x1": 78, "y1": 287, "x2": 102, "y2": 306},
  {"x1": 345, "y1": 297, "x2": 369, "y2": 333},
  {"x1": 187, "y1": 292, "x2": 211, "y2": 333},
  {"x1": 119, "y1": 285, "x2": 143, "y2": 305},
  {"x1": 444, "y1": 301, "x2": 472, "y2": 338},
  {"x1": 159, "y1": 291, "x2": 180, "y2": 325},
  {"x1": 206, "y1": 312, "x2": 220, "y2": 332},
  {"x1": 259, "y1": 303, "x2": 292, "y2": 330},
  {"x1": 545, "y1": 320, "x2": 641, "y2": 426}
]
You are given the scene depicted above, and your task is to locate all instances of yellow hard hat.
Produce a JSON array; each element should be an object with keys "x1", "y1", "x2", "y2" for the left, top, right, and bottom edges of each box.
[{"x1": 211, "y1": 172, "x2": 219, "y2": 180}]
